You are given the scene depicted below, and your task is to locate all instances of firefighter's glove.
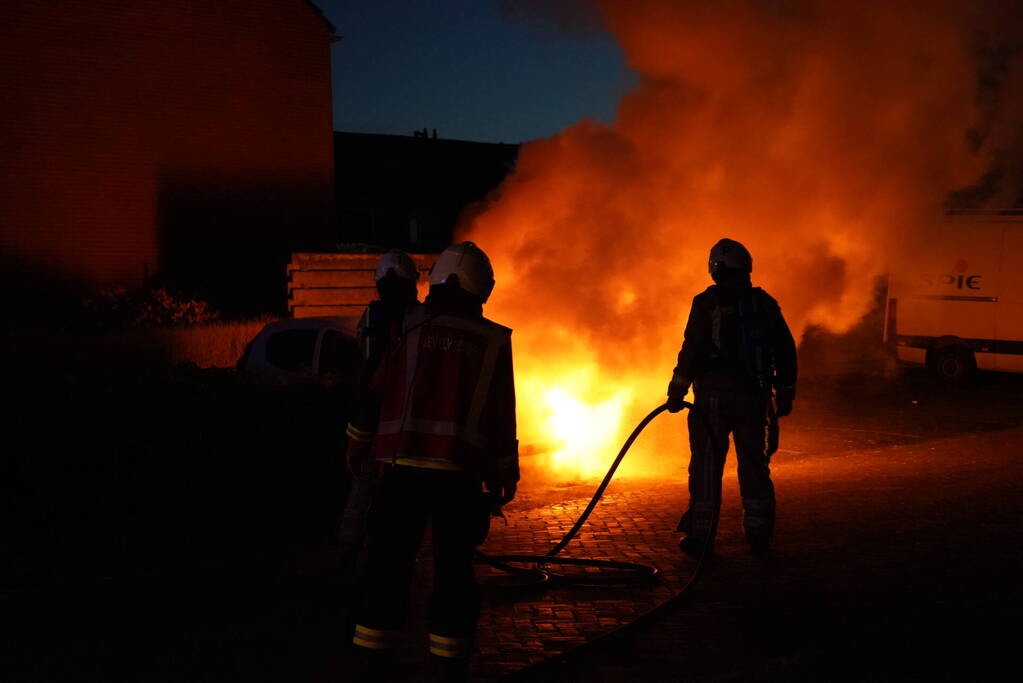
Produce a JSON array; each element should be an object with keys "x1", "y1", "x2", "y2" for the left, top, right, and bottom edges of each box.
[
  {"x1": 667, "y1": 378, "x2": 690, "y2": 413},
  {"x1": 485, "y1": 479, "x2": 517, "y2": 508},
  {"x1": 775, "y1": 386, "x2": 795, "y2": 418},
  {"x1": 666, "y1": 395, "x2": 689, "y2": 414}
]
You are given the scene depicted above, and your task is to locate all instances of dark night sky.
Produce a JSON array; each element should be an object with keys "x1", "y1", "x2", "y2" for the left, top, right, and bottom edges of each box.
[{"x1": 316, "y1": 0, "x2": 634, "y2": 144}]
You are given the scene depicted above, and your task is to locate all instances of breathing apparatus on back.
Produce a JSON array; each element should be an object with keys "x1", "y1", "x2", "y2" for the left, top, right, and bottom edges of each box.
[{"x1": 707, "y1": 238, "x2": 773, "y2": 393}]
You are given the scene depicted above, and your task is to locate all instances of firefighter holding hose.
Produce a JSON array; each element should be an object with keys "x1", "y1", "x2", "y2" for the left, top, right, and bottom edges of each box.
[
  {"x1": 667, "y1": 238, "x2": 797, "y2": 555},
  {"x1": 345, "y1": 242, "x2": 518, "y2": 682}
]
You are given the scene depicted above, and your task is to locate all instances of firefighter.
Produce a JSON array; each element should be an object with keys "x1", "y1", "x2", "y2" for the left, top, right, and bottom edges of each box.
[
  {"x1": 345, "y1": 242, "x2": 518, "y2": 682},
  {"x1": 357, "y1": 250, "x2": 421, "y2": 370},
  {"x1": 338, "y1": 250, "x2": 421, "y2": 569},
  {"x1": 667, "y1": 238, "x2": 797, "y2": 555}
]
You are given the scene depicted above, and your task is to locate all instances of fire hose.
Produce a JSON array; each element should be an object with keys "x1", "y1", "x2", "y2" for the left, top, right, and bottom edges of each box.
[
  {"x1": 476, "y1": 400, "x2": 716, "y2": 680},
  {"x1": 476, "y1": 400, "x2": 711, "y2": 585}
]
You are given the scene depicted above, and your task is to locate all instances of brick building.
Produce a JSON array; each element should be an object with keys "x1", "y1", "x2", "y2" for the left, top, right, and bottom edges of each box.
[{"x1": 0, "y1": 1, "x2": 337, "y2": 316}]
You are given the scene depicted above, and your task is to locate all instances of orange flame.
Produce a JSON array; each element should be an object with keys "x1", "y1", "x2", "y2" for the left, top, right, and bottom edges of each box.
[
  {"x1": 465, "y1": 0, "x2": 1023, "y2": 478},
  {"x1": 519, "y1": 363, "x2": 632, "y2": 478}
]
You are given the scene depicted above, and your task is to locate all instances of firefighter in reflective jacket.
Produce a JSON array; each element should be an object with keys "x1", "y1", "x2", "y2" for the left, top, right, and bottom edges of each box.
[
  {"x1": 667, "y1": 238, "x2": 797, "y2": 555},
  {"x1": 338, "y1": 250, "x2": 421, "y2": 568},
  {"x1": 345, "y1": 242, "x2": 518, "y2": 682}
]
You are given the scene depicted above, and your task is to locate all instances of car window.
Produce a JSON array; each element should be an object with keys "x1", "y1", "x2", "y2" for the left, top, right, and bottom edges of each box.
[
  {"x1": 265, "y1": 328, "x2": 318, "y2": 372},
  {"x1": 318, "y1": 329, "x2": 358, "y2": 376}
]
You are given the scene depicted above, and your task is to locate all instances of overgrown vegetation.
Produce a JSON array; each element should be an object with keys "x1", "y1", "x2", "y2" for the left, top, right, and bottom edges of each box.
[{"x1": 80, "y1": 287, "x2": 221, "y2": 331}]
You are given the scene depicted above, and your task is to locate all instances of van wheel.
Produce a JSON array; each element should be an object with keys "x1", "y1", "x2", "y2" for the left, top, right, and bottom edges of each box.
[{"x1": 930, "y1": 346, "x2": 976, "y2": 383}]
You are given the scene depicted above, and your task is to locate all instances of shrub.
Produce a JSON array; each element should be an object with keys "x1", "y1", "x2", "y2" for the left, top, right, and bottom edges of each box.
[
  {"x1": 134, "y1": 288, "x2": 220, "y2": 327},
  {"x1": 80, "y1": 287, "x2": 220, "y2": 331}
]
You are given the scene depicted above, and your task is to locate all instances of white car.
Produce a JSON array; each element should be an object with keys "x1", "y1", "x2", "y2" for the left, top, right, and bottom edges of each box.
[{"x1": 238, "y1": 316, "x2": 361, "y2": 383}]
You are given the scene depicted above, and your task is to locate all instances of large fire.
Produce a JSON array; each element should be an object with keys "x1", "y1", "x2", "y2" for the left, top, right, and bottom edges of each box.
[
  {"x1": 463, "y1": 0, "x2": 1023, "y2": 479},
  {"x1": 518, "y1": 362, "x2": 633, "y2": 477}
]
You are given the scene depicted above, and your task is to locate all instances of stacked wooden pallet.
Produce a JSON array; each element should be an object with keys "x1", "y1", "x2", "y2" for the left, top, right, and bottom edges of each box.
[{"x1": 287, "y1": 252, "x2": 438, "y2": 318}]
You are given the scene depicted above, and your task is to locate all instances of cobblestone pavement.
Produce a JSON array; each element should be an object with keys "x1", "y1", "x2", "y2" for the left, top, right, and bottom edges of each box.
[
  {"x1": 484, "y1": 426, "x2": 1023, "y2": 682},
  {"x1": 471, "y1": 479, "x2": 697, "y2": 680},
  {"x1": 4, "y1": 376, "x2": 1020, "y2": 682}
]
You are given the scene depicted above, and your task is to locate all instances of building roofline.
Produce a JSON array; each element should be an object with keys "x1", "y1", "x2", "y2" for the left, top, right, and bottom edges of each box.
[
  {"x1": 333, "y1": 130, "x2": 521, "y2": 148},
  {"x1": 302, "y1": 0, "x2": 337, "y2": 35}
]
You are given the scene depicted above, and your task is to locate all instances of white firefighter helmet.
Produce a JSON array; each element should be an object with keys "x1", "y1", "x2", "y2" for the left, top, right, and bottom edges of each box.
[
  {"x1": 429, "y1": 241, "x2": 495, "y2": 302},
  {"x1": 374, "y1": 250, "x2": 419, "y2": 283},
  {"x1": 708, "y1": 238, "x2": 753, "y2": 275}
]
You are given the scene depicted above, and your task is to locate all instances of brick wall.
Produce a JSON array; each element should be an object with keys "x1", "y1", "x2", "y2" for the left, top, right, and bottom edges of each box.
[{"x1": 0, "y1": 1, "x2": 336, "y2": 315}]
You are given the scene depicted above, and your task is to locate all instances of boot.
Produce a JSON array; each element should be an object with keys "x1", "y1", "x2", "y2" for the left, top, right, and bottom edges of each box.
[
  {"x1": 746, "y1": 532, "x2": 771, "y2": 556},
  {"x1": 352, "y1": 647, "x2": 395, "y2": 683},
  {"x1": 431, "y1": 654, "x2": 469, "y2": 683},
  {"x1": 678, "y1": 535, "x2": 712, "y2": 556}
]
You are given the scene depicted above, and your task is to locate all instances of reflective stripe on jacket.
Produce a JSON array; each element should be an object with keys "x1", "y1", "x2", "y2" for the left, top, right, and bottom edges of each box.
[{"x1": 358, "y1": 304, "x2": 519, "y2": 482}]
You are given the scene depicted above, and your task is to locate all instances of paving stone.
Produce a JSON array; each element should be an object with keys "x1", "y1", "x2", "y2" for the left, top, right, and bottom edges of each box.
[{"x1": 461, "y1": 479, "x2": 703, "y2": 679}]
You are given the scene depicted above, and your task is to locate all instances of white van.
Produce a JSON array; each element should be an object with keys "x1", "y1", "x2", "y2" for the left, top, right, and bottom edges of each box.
[{"x1": 884, "y1": 210, "x2": 1023, "y2": 380}]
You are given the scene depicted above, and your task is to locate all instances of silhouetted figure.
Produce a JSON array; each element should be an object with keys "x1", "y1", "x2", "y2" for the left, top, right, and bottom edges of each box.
[
  {"x1": 667, "y1": 238, "x2": 797, "y2": 555},
  {"x1": 345, "y1": 242, "x2": 518, "y2": 682},
  {"x1": 338, "y1": 251, "x2": 420, "y2": 569}
]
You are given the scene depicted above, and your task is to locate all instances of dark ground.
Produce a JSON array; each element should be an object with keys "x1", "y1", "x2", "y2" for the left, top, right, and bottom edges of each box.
[
  {"x1": 2, "y1": 360, "x2": 1022, "y2": 681},
  {"x1": 515, "y1": 389, "x2": 1023, "y2": 682}
]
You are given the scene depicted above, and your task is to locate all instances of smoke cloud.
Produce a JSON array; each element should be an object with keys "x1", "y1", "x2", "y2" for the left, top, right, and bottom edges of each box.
[{"x1": 462, "y1": 0, "x2": 1023, "y2": 476}]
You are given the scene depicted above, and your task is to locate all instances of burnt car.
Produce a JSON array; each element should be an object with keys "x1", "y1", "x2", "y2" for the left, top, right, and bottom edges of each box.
[{"x1": 238, "y1": 317, "x2": 362, "y2": 383}]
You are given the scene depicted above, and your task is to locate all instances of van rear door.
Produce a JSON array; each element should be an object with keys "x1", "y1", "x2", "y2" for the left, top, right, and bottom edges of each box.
[
  {"x1": 896, "y1": 218, "x2": 1001, "y2": 370},
  {"x1": 996, "y1": 222, "x2": 1023, "y2": 371}
]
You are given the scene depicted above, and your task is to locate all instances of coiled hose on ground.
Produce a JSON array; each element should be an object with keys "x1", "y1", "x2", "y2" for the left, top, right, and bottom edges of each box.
[{"x1": 476, "y1": 401, "x2": 708, "y2": 584}]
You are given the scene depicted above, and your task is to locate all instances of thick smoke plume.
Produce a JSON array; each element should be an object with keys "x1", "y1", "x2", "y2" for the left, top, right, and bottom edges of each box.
[{"x1": 463, "y1": 0, "x2": 1023, "y2": 477}]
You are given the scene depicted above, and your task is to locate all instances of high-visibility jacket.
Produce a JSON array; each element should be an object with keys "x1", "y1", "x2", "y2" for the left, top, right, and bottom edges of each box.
[{"x1": 347, "y1": 303, "x2": 519, "y2": 484}]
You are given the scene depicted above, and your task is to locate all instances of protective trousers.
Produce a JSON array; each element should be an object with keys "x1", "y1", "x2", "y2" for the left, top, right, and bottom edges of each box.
[
  {"x1": 681, "y1": 387, "x2": 777, "y2": 544},
  {"x1": 352, "y1": 465, "x2": 482, "y2": 663}
]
